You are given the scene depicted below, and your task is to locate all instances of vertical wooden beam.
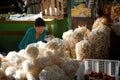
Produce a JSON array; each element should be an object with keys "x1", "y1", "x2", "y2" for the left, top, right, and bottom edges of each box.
[
  {"x1": 46, "y1": 0, "x2": 50, "y2": 15},
  {"x1": 57, "y1": 0, "x2": 60, "y2": 15},
  {"x1": 61, "y1": 0, "x2": 64, "y2": 15},
  {"x1": 51, "y1": 0, "x2": 55, "y2": 15},
  {"x1": 41, "y1": 0, "x2": 45, "y2": 15}
]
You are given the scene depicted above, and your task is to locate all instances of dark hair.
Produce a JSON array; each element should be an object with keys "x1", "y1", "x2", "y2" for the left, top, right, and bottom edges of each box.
[{"x1": 35, "y1": 17, "x2": 45, "y2": 27}]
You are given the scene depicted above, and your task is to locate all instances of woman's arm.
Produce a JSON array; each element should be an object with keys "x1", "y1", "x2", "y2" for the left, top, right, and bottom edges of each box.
[{"x1": 18, "y1": 28, "x2": 31, "y2": 50}]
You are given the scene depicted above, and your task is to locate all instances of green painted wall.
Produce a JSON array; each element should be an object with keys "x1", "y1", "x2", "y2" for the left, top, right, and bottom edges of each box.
[
  {"x1": 51, "y1": 18, "x2": 69, "y2": 38},
  {"x1": 0, "y1": 22, "x2": 33, "y2": 53}
]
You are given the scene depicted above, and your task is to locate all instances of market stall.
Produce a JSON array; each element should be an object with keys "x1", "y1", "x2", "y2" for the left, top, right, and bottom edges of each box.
[{"x1": 0, "y1": 0, "x2": 120, "y2": 80}]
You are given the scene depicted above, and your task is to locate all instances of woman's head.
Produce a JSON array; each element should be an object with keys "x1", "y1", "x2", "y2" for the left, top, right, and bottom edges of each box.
[
  {"x1": 35, "y1": 17, "x2": 45, "y2": 27},
  {"x1": 34, "y1": 17, "x2": 46, "y2": 33}
]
